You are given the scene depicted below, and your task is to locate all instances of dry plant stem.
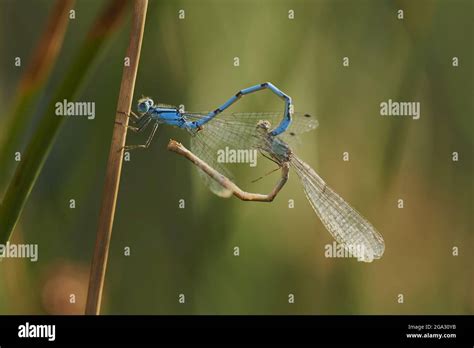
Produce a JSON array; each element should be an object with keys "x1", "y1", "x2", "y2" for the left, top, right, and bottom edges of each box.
[
  {"x1": 167, "y1": 140, "x2": 289, "y2": 202},
  {"x1": 85, "y1": 0, "x2": 148, "y2": 315}
]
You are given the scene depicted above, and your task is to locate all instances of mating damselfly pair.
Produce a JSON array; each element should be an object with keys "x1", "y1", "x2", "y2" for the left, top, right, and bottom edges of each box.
[{"x1": 123, "y1": 83, "x2": 385, "y2": 262}]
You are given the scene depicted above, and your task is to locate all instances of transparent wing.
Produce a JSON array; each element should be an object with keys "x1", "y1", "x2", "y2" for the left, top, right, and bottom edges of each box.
[
  {"x1": 231, "y1": 112, "x2": 318, "y2": 139},
  {"x1": 190, "y1": 131, "x2": 235, "y2": 198},
  {"x1": 184, "y1": 111, "x2": 317, "y2": 198},
  {"x1": 186, "y1": 113, "x2": 266, "y2": 197},
  {"x1": 290, "y1": 155, "x2": 385, "y2": 262},
  {"x1": 185, "y1": 111, "x2": 318, "y2": 147}
]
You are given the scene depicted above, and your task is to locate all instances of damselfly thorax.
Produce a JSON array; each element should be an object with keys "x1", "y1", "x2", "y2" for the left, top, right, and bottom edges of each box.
[{"x1": 256, "y1": 120, "x2": 293, "y2": 165}]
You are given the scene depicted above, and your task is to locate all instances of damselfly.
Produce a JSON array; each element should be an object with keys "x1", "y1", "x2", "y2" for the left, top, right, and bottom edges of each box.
[
  {"x1": 167, "y1": 120, "x2": 385, "y2": 262},
  {"x1": 124, "y1": 83, "x2": 318, "y2": 197}
]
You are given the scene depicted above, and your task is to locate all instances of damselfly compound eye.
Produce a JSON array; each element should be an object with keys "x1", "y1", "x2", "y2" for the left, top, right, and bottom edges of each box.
[{"x1": 137, "y1": 97, "x2": 153, "y2": 113}]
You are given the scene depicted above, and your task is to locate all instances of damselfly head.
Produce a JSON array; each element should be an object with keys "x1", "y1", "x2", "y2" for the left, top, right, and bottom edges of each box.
[
  {"x1": 137, "y1": 97, "x2": 154, "y2": 113},
  {"x1": 256, "y1": 120, "x2": 271, "y2": 133}
]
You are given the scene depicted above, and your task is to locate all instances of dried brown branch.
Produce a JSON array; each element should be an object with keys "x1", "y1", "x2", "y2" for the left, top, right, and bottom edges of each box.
[{"x1": 167, "y1": 139, "x2": 289, "y2": 202}]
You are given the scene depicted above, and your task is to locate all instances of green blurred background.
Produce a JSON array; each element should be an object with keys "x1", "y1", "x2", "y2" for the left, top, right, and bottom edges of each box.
[{"x1": 0, "y1": 0, "x2": 472, "y2": 314}]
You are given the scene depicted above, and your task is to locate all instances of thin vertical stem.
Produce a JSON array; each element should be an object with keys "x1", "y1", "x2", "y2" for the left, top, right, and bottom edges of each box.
[{"x1": 85, "y1": 0, "x2": 148, "y2": 315}]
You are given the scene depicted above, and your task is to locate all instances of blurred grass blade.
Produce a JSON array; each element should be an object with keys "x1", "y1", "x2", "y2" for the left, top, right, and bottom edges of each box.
[
  {"x1": 0, "y1": 0, "x2": 75, "y2": 192},
  {"x1": 0, "y1": 0, "x2": 128, "y2": 244}
]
